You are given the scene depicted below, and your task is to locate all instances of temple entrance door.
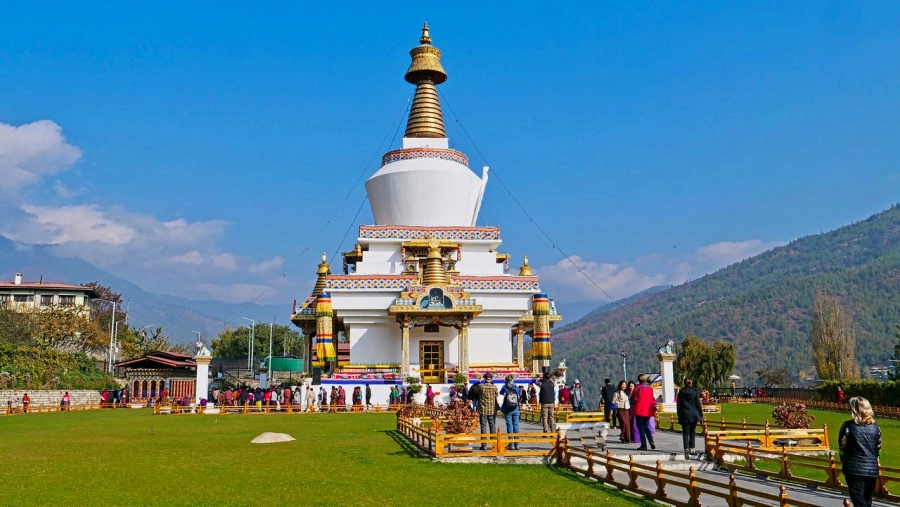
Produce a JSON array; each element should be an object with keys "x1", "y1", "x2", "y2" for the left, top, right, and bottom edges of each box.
[{"x1": 419, "y1": 341, "x2": 444, "y2": 384}]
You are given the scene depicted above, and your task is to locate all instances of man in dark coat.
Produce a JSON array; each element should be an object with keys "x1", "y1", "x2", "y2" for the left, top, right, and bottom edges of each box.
[
  {"x1": 676, "y1": 378, "x2": 704, "y2": 459},
  {"x1": 601, "y1": 378, "x2": 618, "y2": 428},
  {"x1": 537, "y1": 372, "x2": 557, "y2": 434}
]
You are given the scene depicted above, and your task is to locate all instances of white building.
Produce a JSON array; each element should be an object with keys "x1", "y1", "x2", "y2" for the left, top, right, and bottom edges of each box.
[
  {"x1": 291, "y1": 24, "x2": 561, "y2": 390},
  {"x1": 0, "y1": 273, "x2": 97, "y2": 317}
]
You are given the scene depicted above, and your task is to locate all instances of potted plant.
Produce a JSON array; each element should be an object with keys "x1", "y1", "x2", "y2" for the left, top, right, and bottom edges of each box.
[{"x1": 406, "y1": 375, "x2": 423, "y2": 395}]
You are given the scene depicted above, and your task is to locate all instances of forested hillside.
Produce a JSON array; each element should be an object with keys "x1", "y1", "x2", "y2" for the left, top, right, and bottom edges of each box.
[{"x1": 554, "y1": 205, "x2": 900, "y2": 396}]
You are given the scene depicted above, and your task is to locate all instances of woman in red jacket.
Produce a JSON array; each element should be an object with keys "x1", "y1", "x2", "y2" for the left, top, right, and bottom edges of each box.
[{"x1": 631, "y1": 374, "x2": 656, "y2": 450}]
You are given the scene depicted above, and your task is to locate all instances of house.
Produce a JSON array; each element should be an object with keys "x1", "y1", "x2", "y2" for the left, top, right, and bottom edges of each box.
[{"x1": 0, "y1": 273, "x2": 98, "y2": 317}]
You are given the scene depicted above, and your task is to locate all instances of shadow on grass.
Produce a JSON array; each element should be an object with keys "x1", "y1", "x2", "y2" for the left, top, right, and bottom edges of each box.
[
  {"x1": 545, "y1": 463, "x2": 656, "y2": 506},
  {"x1": 381, "y1": 429, "x2": 431, "y2": 460}
]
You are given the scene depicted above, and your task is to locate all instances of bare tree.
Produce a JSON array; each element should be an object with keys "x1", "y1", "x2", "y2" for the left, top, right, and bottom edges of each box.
[{"x1": 810, "y1": 291, "x2": 860, "y2": 380}]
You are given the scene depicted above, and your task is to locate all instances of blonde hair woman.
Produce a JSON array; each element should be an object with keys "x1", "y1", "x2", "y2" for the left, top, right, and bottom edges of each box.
[{"x1": 839, "y1": 397, "x2": 881, "y2": 507}]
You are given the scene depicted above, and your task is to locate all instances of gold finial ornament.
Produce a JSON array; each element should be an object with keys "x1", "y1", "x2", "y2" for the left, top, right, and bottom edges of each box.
[
  {"x1": 312, "y1": 252, "x2": 331, "y2": 296},
  {"x1": 404, "y1": 22, "x2": 447, "y2": 138},
  {"x1": 519, "y1": 255, "x2": 532, "y2": 276},
  {"x1": 422, "y1": 236, "x2": 449, "y2": 285}
]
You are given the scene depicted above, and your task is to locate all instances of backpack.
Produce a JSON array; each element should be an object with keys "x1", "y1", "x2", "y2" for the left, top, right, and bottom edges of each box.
[{"x1": 505, "y1": 387, "x2": 519, "y2": 408}]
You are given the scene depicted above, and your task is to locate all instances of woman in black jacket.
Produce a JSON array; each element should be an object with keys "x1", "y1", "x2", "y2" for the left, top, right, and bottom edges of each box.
[
  {"x1": 676, "y1": 378, "x2": 703, "y2": 460},
  {"x1": 840, "y1": 396, "x2": 882, "y2": 507}
]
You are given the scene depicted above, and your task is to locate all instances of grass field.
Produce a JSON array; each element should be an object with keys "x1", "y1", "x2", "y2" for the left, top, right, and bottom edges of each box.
[
  {"x1": 715, "y1": 402, "x2": 900, "y2": 467},
  {"x1": 0, "y1": 410, "x2": 655, "y2": 507}
]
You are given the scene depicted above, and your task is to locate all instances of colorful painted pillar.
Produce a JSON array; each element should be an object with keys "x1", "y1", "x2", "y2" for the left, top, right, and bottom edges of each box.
[
  {"x1": 314, "y1": 293, "x2": 336, "y2": 370},
  {"x1": 516, "y1": 324, "x2": 525, "y2": 370},
  {"x1": 458, "y1": 317, "x2": 469, "y2": 375},
  {"x1": 531, "y1": 293, "x2": 552, "y2": 372},
  {"x1": 400, "y1": 318, "x2": 410, "y2": 377}
]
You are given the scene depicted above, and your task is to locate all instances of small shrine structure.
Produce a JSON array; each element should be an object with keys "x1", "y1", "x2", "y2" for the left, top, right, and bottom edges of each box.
[{"x1": 291, "y1": 24, "x2": 562, "y2": 395}]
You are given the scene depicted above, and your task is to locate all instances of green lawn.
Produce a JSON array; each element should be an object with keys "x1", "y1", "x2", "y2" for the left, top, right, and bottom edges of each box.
[
  {"x1": 713, "y1": 402, "x2": 900, "y2": 467},
  {"x1": 0, "y1": 410, "x2": 654, "y2": 507}
]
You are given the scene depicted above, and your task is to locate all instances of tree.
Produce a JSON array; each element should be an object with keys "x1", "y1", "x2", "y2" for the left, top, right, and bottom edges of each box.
[
  {"x1": 117, "y1": 326, "x2": 188, "y2": 359},
  {"x1": 0, "y1": 304, "x2": 34, "y2": 345},
  {"x1": 891, "y1": 324, "x2": 900, "y2": 380},
  {"x1": 675, "y1": 335, "x2": 736, "y2": 389},
  {"x1": 211, "y1": 324, "x2": 304, "y2": 359},
  {"x1": 756, "y1": 367, "x2": 790, "y2": 387},
  {"x1": 25, "y1": 306, "x2": 106, "y2": 353},
  {"x1": 810, "y1": 291, "x2": 860, "y2": 380}
]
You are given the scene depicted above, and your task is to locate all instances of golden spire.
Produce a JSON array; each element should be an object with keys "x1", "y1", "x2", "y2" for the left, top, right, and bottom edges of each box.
[
  {"x1": 422, "y1": 237, "x2": 449, "y2": 285},
  {"x1": 404, "y1": 22, "x2": 447, "y2": 138},
  {"x1": 518, "y1": 255, "x2": 532, "y2": 276},
  {"x1": 312, "y1": 252, "x2": 331, "y2": 296}
]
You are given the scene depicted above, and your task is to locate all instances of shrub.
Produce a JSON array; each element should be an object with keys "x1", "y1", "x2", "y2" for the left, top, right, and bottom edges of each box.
[
  {"x1": 772, "y1": 402, "x2": 815, "y2": 429},
  {"x1": 443, "y1": 398, "x2": 477, "y2": 434},
  {"x1": 816, "y1": 379, "x2": 900, "y2": 407}
]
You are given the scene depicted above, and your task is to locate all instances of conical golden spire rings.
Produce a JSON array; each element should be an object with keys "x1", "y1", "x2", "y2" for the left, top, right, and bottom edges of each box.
[{"x1": 404, "y1": 22, "x2": 447, "y2": 138}]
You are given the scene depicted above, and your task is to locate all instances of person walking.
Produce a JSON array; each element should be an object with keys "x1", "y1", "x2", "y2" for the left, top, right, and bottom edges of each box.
[
  {"x1": 631, "y1": 374, "x2": 656, "y2": 450},
  {"x1": 840, "y1": 397, "x2": 881, "y2": 507},
  {"x1": 365, "y1": 384, "x2": 372, "y2": 409},
  {"x1": 425, "y1": 384, "x2": 435, "y2": 407},
  {"x1": 571, "y1": 380, "x2": 584, "y2": 412},
  {"x1": 837, "y1": 386, "x2": 846, "y2": 405},
  {"x1": 538, "y1": 372, "x2": 556, "y2": 434},
  {"x1": 500, "y1": 376, "x2": 520, "y2": 450},
  {"x1": 471, "y1": 373, "x2": 499, "y2": 450},
  {"x1": 613, "y1": 381, "x2": 632, "y2": 443},
  {"x1": 601, "y1": 379, "x2": 617, "y2": 428},
  {"x1": 676, "y1": 378, "x2": 703, "y2": 459}
]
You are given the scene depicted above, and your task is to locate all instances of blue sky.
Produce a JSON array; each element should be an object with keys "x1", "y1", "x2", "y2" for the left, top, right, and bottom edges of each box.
[{"x1": 1, "y1": 2, "x2": 898, "y2": 321}]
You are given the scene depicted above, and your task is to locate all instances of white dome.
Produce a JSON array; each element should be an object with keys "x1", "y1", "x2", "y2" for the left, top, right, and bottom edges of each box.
[{"x1": 365, "y1": 144, "x2": 487, "y2": 227}]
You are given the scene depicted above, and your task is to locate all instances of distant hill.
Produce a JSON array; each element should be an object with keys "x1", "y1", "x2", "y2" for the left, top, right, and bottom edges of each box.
[
  {"x1": 0, "y1": 235, "x2": 286, "y2": 343},
  {"x1": 553, "y1": 205, "x2": 900, "y2": 395}
]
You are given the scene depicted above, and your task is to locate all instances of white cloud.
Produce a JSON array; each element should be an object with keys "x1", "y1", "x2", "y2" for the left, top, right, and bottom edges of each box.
[
  {"x1": 249, "y1": 256, "x2": 284, "y2": 274},
  {"x1": 536, "y1": 256, "x2": 666, "y2": 302},
  {"x1": 535, "y1": 239, "x2": 785, "y2": 307},
  {"x1": 0, "y1": 120, "x2": 81, "y2": 196}
]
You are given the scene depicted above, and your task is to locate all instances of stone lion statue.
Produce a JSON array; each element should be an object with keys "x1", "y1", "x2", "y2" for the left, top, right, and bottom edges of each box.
[{"x1": 658, "y1": 339, "x2": 675, "y2": 355}]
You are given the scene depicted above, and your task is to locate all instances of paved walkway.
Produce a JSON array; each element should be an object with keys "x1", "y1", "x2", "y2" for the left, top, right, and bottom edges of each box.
[{"x1": 551, "y1": 422, "x2": 892, "y2": 507}]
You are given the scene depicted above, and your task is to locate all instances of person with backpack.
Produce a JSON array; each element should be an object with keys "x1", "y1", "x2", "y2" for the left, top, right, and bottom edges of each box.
[{"x1": 500, "y1": 375, "x2": 520, "y2": 450}]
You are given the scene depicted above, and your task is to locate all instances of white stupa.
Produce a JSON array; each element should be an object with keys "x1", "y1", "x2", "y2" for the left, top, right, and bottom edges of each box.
[{"x1": 291, "y1": 24, "x2": 561, "y2": 399}]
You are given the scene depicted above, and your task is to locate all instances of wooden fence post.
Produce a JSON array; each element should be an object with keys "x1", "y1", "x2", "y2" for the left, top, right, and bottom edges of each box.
[
  {"x1": 628, "y1": 454, "x2": 638, "y2": 489},
  {"x1": 655, "y1": 459, "x2": 667, "y2": 498},
  {"x1": 728, "y1": 474, "x2": 738, "y2": 507},
  {"x1": 780, "y1": 447, "x2": 790, "y2": 476},
  {"x1": 747, "y1": 441, "x2": 754, "y2": 470},
  {"x1": 826, "y1": 453, "x2": 841, "y2": 487},
  {"x1": 587, "y1": 448, "x2": 594, "y2": 477},
  {"x1": 688, "y1": 467, "x2": 699, "y2": 507},
  {"x1": 605, "y1": 449, "x2": 614, "y2": 482}
]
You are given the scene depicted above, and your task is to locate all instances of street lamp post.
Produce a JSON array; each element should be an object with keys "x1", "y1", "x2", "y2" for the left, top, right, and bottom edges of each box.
[
  {"x1": 267, "y1": 321, "x2": 274, "y2": 387},
  {"x1": 621, "y1": 351, "x2": 628, "y2": 381},
  {"x1": 95, "y1": 298, "x2": 118, "y2": 373},
  {"x1": 241, "y1": 317, "x2": 255, "y2": 372}
]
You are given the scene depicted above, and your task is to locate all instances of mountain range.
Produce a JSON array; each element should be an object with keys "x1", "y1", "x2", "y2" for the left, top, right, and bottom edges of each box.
[
  {"x1": 0, "y1": 235, "x2": 287, "y2": 343},
  {"x1": 553, "y1": 204, "x2": 900, "y2": 393}
]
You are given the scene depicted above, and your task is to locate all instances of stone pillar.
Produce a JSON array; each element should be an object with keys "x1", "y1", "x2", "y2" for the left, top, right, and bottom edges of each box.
[
  {"x1": 400, "y1": 318, "x2": 410, "y2": 378},
  {"x1": 658, "y1": 352, "x2": 677, "y2": 413},
  {"x1": 458, "y1": 317, "x2": 469, "y2": 375},
  {"x1": 194, "y1": 354, "x2": 211, "y2": 404},
  {"x1": 516, "y1": 324, "x2": 525, "y2": 370}
]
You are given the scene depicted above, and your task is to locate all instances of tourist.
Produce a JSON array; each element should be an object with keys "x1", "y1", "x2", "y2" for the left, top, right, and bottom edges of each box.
[
  {"x1": 840, "y1": 397, "x2": 882, "y2": 507},
  {"x1": 22, "y1": 393, "x2": 30, "y2": 413},
  {"x1": 425, "y1": 384, "x2": 435, "y2": 407},
  {"x1": 558, "y1": 383, "x2": 571, "y2": 407},
  {"x1": 162, "y1": 387, "x2": 170, "y2": 404},
  {"x1": 571, "y1": 380, "x2": 584, "y2": 412},
  {"x1": 500, "y1": 376, "x2": 520, "y2": 450},
  {"x1": 537, "y1": 372, "x2": 556, "y2": 434},
  {"x1": 224, "y1": 388, "x2": 233, "y2": 406},
  {"x1": 8, "y1": 392, "x2": 19, "y2": 414},
  {"x1": 471, "y1": 372, "x2": 498, "y2": 450},
  {"x1": 399, "y1": 386, "x2": 408, "y2": 406},
  {"x1": 365, "y1": 384, "x2": 372, "y2": 409},
  {"x1": 631, "y1": 374, "x2": 656, "y2": 450},
  {"x1": 100, "y1": 390, "x2": 108, "y2": 407},
  {"x1": 528, "y1": 381, "x2": 538, "y2": 406},
  {"x1": 676, "y1": 378, "x2": 703, "y2": 459},
  {"x1": 449, "y1": 385, "x2": 457, "y2": 400},
  {"x1": 601, "y1": 378, "x2": 617, "y2": 429},
  {"x1": 837, "y1": 386, "x2": 845, "y2": 405},
  {"x1": 389, "y1": 385, "x2": 399, "y2": 407},
  {"x1": 352, "y1": 386, "x2": 362, "y2": 409},
  {"x1": 518, "y1": 385, "x2": 527, "y2": 410},
  {"x1": 613, "y1": 381, "x2": 632, "y2": 443},
  {"x1": 61, "y1": 391, "x2": 71, "y2": 411}
]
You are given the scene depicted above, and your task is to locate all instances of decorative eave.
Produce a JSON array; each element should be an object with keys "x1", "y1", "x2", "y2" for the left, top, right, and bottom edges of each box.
[{"x1": 358, "y1": 225, "x2": 500, "y2": 241}]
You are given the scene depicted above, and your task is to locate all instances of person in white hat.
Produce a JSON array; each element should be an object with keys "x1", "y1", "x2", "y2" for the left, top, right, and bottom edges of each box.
[{"x1": 572, "y1": 380, "x2": 585, "y2": 412}]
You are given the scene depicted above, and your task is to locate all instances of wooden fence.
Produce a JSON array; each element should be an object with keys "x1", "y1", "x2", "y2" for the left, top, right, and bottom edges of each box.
[
  {"x1": 3, "y1": 403, "x2": 101, "y2": 415},
  {"x1": 396, "y1": 413, "x2": 559, "y2": 458},
  {"x1": 558, "y1": 437, "x2": 850, "y2": 507},
  {"x1": 761, "y1": 397, "x2": 900, "y2": 420}
]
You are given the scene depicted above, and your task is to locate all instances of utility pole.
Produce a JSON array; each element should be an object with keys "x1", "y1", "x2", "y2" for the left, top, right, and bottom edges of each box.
[
  {"x1": 268, "y1": 320, "x2": 274, "y2": 386},
  {"x1": 241, "y1": 317, "x2": 255, "y2": 372}
]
